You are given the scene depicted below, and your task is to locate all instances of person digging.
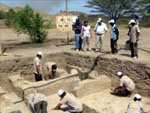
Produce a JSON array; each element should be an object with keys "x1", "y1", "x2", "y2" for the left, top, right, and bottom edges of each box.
[
  {"x1": 52, "y1": 90, "x2": 83, "y2": 113},
  {"x1": 111, "y1": 72, "x2": 135, "y2": 96},
  {"x1": 44, "y1": 62, "x2": 57, "y2": 80}
]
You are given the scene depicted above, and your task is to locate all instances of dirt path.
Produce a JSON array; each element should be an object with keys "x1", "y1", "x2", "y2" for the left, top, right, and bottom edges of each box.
[{"x1": 0, "y1": 28, "x2": 150, "y2": 66}]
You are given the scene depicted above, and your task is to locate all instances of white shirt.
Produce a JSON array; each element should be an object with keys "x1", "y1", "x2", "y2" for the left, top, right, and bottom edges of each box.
[
  {"x1": 82, "y1": 25, "x2": 91, "y2": 38},
  {"x1": 60, "y1": 93, "x2": 83, "y2": 112},
  {"x1": 94, "y1": 22, "x2": 108, "y2": 34},
  {"x1": 33, "y1": 57, "x2": 42, "y2": 74},
  {"x1": 126, "y1": 101, "x2": 147, "y2": 113},
  {"x1": 120, "y1": 75, "x2": 135, "y2": 91}
]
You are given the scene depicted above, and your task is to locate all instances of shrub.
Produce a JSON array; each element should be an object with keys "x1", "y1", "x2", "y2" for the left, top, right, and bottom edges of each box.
[
  {"x1": 5, "y1": 9, "x2": 17, "y2": 27},
  {"x1": 0, "y1": 10, "x2": 5, "y2": 19},
  {"x1": 14, "y1": 5, "x2": 48, "y2": 43}
]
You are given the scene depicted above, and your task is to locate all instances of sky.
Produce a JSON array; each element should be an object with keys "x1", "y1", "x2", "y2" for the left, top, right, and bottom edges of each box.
[{"x1": 0, "y1": 0, "x2": 92, "y2": 15}]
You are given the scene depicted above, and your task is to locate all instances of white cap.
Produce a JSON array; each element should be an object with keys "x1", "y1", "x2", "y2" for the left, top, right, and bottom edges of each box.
[
  {"x1": 37, "y1": 51, "x2": 43, "y2": 57},
  {"x1": 58, "y1": 90, "x2": 65, "y2": 96},
  {"x1": 117, "y1": 72, "x2": 123, "y2": 76},
  {"x1": 97, "y1": 18, "x2": 102, "y2": 22},
  {"x1": 129, "y1": 19, "x2": 136, "y2": 24},
  {"x1": 109, "y1": 19, "x2": 115, "y2": 24},
  {"x1": 134, "y1": 94, "x2": 141, "y2": 99}
]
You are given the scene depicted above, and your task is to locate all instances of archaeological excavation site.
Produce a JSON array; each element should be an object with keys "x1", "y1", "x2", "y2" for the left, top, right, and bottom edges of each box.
[{"x1": 0, "y1": 52, "x2": 150, "y2": 113}]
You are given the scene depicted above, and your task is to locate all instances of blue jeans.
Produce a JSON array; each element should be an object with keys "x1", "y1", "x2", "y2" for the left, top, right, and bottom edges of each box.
[{"x1": 75, "y1": 34, "x2": 80, "y2": 50}]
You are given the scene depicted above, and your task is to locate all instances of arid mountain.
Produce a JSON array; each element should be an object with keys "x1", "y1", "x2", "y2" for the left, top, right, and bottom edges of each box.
[
  {"x1": 0, "y1": 3, "x2": 54, "y2": 21},
  {"x1": 0, "y1": 3, "x2": 11, "y2": 12}
]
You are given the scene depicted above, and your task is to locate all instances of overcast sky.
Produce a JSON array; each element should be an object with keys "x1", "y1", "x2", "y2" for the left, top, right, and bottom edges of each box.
[{"x1": 0, "y1": 0, "x2": 92, "y2": 15}]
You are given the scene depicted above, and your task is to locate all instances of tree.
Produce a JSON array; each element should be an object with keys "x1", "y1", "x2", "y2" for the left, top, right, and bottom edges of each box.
[
  {"x1": 15, "y1": 5, "x2": 47, "y2": 43},
  {"x1": 137, "y1": 0, "x2": 150, "y2": 16},
  {"x1": 0, "y1": 10, "x2": 5, "y2": 19},
  {"x1": 85, "y1": 0, "x2": 138, "y2": 21},
  {"x1": 5, "y1": 9, "x2": 17, "y2": 26}
]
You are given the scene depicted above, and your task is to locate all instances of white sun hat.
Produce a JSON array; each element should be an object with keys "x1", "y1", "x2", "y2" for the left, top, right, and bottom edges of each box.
[
  {"x1": 97, "y1": 18, "x2": 102, "y2": 22},
  {"x1": 109, "y1": 19, "x2": 115, "y2": 23},
  {"x1": 37, "y1": 51, "x2": 43, "y2": 57},
  {"x1": 117, "y1": 72, "x2": 123, "y2": 76},
  {"x1": 129, "y1": 19, "x2": 136, "y2": 24},
  {"x1": 58, "y1": 90, "x2": 65, "y2": 96},
  {"x1": 134, "y1": 94, "x2": 141, "y2": 99}
]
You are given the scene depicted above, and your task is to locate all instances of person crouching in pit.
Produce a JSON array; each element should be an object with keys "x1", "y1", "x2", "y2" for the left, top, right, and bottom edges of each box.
[
  {"x1": 52, "y1": 90, "x2": 83, "y2": 113},
  {"x1": 44, "y1": 62, "x2": 57, "y2": 80},
  {"x1": 111, "y1": 72, "x2": 135, "y2": 96},
  {"x1": 28, "y1": 93, "x2": 47, "y2": 113}
]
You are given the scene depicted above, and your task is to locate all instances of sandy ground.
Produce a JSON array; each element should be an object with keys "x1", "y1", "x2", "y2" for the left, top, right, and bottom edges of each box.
[
  {"x1": 0, "y1": 27, "x2": 150, "y2": 66},
  {"x1": 0, "y1": 27, "x2": 150, "y2": 112}
]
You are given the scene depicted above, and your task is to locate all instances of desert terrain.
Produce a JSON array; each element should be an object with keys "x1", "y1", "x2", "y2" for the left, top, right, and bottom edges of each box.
[
  {"x1": 0, "y1": 26, "x2": 150, "y2": 113},
  {"x1": 0, "y1": 2, "x2": 150, "y2": 113}
]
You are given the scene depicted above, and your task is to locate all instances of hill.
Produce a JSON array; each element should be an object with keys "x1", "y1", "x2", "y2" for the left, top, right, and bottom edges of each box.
[
  {"x1": 0, "y1": 3, "x2": 11, "y2": 12},
  {"x1": 0, "y1": 3, "x2": 54, "y2": 21}
]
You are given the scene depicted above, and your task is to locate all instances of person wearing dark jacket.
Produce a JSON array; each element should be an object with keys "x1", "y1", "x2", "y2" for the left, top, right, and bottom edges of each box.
[
  {"x1": 109, "y1": 19, "x2": 119, "y2": 54},
  {"x1": 72, "y1": 18, "x2": 83, "y2": 51}
]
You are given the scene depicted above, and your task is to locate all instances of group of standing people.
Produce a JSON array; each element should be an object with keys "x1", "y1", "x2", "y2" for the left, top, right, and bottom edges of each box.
[{"x1": 72, "y1": 16, "x2": 140, "y2": 58}]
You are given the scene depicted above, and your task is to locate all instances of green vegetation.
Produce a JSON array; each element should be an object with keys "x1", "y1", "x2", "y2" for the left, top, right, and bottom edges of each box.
[
  {"x1": 14, "y1": 5, "x2": 48, "y2": 43},
  {"x1": 0, "y1": 5, "x2": 54, "y2": 43},
  {"x1": 137, "y1": 0, "x2": 150, "y2": 16},
  {"x1": 5, "y1": 9, "x2": 17, "y2": 27},
  {"x1": 43, "y1": 21, "x2": 54, "y2": 29},
  {"x1": 140, "y1": 16, "x2": 150, "y2": 27},
  {"x1": 0, "y1": 10, "x2": 5, "y2": 19},
  {"x1": 86, "y1": 0, "x2": 150, "y2": 21},
  {"x1": 85, "y1": 0, "x2": 138, "y2": 21}
]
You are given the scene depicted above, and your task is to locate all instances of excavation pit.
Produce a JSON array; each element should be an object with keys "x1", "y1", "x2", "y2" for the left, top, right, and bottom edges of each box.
[{"x1": 0, "y1": 52, "x2": 150, "y2": 113}]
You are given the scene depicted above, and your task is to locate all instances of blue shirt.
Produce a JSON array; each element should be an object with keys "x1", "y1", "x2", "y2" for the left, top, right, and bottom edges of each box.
[
  {"x1": 72, "y1": 23, "x2": 82, "y2": 34},
  {"x1": 111, "y1": 24, "x2": 119, "y2": 40}
]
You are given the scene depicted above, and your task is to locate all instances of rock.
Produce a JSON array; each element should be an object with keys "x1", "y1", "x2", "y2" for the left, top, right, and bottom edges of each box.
[
  {"x1": 57, "y1": 69, "x2": 68, "y2": 76},
  {"x1": 73, "y1": 75, "x2": 111, "y2": 98},
  {"x1": 70, "y1": 69, "x2": 78, "y2": 75},
  {"x1": 88, "y1": 71, "x2": 99, "y2": 79}
]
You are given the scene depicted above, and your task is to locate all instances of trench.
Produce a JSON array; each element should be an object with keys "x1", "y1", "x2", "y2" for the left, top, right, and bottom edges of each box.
[
  {"x1": 0, "y1": 52, "x2": 150, "y2": 113},
  {"x1": 0, "y1": 52, "x2": 150, "y2": 97}
]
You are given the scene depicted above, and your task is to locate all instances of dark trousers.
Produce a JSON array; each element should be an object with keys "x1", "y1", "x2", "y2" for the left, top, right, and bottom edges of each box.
[
  {"x1": 34, "y1": 101, "x2": 47, "y2": 113},
  {"x1": 115, "y1": 87, "x2": 131, "y2": 96},
  {"x1": 60, "y1": 106, "x2": 82, "y2": 113},
  {"x1": 130, "y1": 42, "x2": 138, "y2": 57},
  {"x1": 111, "y1": 39, "x2": 118, "y2": 54},
  {"x1": 34, "y1": 73, "x2": 43, "y2": 82}
]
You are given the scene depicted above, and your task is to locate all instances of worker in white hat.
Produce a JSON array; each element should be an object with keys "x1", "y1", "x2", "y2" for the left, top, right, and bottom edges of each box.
[
  {"x1": 127, "y1": 19, "x2": 140, "y2": 58},
  {"x1": 94, "y1": 18, "x2": 108, "y2": 52},
  {"x1": 109, "y1": 19, "x2": 119, "y2": 54},
  {"x1": 126, "y1": 94, "x2": 148, "y2": 113},
  {"x1": 33, "y1": 51, "x2": 43, "y2": 81},
  {"x1": 52, "y1": 90, "x2": 83, "y2": 113},
  {"x1": 44, "y1": 62, "x2": 57, "y2": 80},
  {"x1": 112, "y1": 72, "x2": 135, "y2": 96}
]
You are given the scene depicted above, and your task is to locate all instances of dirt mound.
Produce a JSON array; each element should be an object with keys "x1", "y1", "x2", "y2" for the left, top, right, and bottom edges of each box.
[{"x1": 0, "y1": 52, "x2": 150, "y2": 97}]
